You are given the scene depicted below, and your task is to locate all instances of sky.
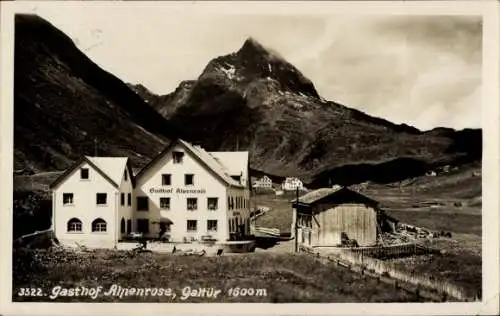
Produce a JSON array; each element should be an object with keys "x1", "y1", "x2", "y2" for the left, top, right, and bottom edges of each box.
[{"x1": 16, "y1": 3, "x2": 482, "y2": 131}]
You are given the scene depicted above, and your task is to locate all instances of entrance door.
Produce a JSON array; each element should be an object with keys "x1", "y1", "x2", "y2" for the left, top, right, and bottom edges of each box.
[
  {"x1": 159, "y1": 222, "x2": 167, "y2": 238},
  {"x1": 126, "y1": 219, "x2": 132, "y2": 234}
]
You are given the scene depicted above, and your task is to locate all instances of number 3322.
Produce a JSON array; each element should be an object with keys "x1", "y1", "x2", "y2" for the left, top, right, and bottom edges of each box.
[{"x1": 18, "y1": 288, "x2": 44, "y2": 297}]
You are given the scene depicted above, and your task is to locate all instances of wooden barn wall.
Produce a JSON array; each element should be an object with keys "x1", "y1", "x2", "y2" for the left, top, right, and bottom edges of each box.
[{"x1": 313, "y1": 203, "x2": 377, "y2": 247}]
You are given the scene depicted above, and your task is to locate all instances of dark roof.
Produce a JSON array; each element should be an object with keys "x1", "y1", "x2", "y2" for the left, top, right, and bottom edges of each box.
[
  {"x1": 290, "y1": 187, "x2": 342, "y2": 204},
  {"x1": 292, "y1": 186, "x2": 379, "y2": 208},
  {"x1": 50, "y1": 156, "x2": 131, "y2": 190}
]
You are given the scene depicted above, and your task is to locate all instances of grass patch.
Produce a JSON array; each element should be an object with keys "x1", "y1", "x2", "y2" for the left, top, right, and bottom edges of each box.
[
  {"x1": 385, "y1": 209, "x2": 481, "y2": 236},
  {"x1": 252, "y1": 194, "x2": 292, "y2": 233},
  {"x1": 13, "y1": 248, "x2": 422, "y2": 302},
  {"x1": 390, "y1": 252, "x2": 481, "y2": 299}
]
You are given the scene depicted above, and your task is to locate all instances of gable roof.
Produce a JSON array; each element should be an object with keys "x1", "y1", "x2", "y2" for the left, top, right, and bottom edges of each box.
[
  {"x1": 135, "y1": 139, "x2": 245, "y2": 188},
  {"x1": 257, "y1": 175, "x2": 271, "y2": 181},
  {"x1": 50, "y1": 156, "x2": 131, "y2": 190},
  {"x1": 284, "y1": 177, "x2": 302, "y2": 183},
  {"x1": 291, "y1": 186, "x2": 379, "y2": 207},
  {"x1": 86, "y1": 157, "x2": 128, "y2": 186},
  {"x1": 209, "y1": 151, "x2": 249, "y2": 178}
]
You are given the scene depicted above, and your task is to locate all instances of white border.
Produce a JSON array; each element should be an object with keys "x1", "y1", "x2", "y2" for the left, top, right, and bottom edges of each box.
[{"x1": 1, "y1": 1, "x2": 499, "y2": 316}]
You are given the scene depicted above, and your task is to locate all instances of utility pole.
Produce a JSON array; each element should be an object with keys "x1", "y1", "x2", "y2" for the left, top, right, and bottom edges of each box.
[{"x1": 294, "y1": 186, "x2": 299, "y2": 253}]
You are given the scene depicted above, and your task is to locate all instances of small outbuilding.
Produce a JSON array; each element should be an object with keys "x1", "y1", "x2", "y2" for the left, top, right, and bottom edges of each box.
[{"x1": 291, "y1": 186, "x2": 388, "y2": 248}]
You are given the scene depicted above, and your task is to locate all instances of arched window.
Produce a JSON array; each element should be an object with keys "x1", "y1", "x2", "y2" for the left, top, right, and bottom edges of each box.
[
  {"x1": 120, "y1": 218, "x2": 125, "y2": 233},
  {"x1": 91, "y1": 218, "x2": 107, "y2": 232},
  {"x1": 67, "y1": 218, "x2": 82, "y2": 232}
]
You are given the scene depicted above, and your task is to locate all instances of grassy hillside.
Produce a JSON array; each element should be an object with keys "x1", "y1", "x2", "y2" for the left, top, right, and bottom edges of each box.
[
  {"x1": 14, "y1": 14, "x2": 180, "y2": 174},
  {"x1": 13, "y1": 248, "x2": 421, "y2": 302},
  {"x1": 253, "y1": 164, "x2": 481, "y2": 236}
]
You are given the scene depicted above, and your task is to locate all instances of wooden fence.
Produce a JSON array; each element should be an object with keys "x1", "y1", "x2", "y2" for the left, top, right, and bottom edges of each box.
[
  {"x1": 347, "y1": 243, "x2": 441, "y2": 259},
  {"x1": 13, "y1": 229, "x2": 56, "y2": 248},
  {"x1": 252, "y1": 226, "x2": 280, "y2": 237},
  {"x1": 300, "y1": 245, "x2": 478, "y2": 302}
]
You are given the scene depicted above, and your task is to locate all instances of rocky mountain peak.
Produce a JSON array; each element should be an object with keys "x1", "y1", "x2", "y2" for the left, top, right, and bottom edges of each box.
[
  {"x1": 198, "y1": 37, "x2": 320, "y2": 99},
  {"x1": 237, "y1": 37, "x2": 280, "y2": 60}
]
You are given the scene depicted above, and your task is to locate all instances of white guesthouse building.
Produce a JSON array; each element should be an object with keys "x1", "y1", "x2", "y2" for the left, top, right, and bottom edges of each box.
[{"x1": 50, "y1": 139, "x2": 251, "y2": 248}]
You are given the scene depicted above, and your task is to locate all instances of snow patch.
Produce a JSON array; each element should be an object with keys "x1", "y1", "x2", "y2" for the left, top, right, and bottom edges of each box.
[{"x1": 219, "y1": 62, "x2": 236, "y2": 79}]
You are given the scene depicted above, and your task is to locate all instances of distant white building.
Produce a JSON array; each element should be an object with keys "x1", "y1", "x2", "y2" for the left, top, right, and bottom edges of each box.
[
  {"x1": 252, "y1": 175, "x2": 273, "y2": 188},
  {"x1": 50, "y1": 139, "x2": 251, "y2": 248},
  {"x1": 282, "y1": 177, "x2": 303, "y2": 191}
]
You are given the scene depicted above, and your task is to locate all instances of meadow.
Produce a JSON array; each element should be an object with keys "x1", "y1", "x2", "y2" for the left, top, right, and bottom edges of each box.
[
  {"x1": 251, "y1": 164, "x2": 482, "y2": 298},
  {"x1": 13, "y1": 248, "x2": 421, "y2": 303}
]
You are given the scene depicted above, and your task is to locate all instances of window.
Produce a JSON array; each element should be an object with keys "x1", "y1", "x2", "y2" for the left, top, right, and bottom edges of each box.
[
  {"x1": 187, "y1": 198, "x2": 197, "y2": 211},
  {"x1": 230, "y1": 197, "x2": 234, "y2": 209},
  {"x1": 228, "y1": 197, "x2": 231, "y2": 210},
  {"x1": 80, "y1": 168, "x2": 89, "y2": 179},
  {"x1": 120, "y1": 193, "x2": 125, "y2": 206},
  {"x1": 127, "y1": 193, "x2": 131, "y2": 206},
  {"x1": 207, "y1": 220, "x2": 218, "y2": 232},
  {"x1": 207, "y1": 198, "x2": 218, "y2": 210},
  {"x1": 173, "y1": 151, "x2": 184, "y2": 163},
  {"x1": 187, "y1": 220, "x2": 197, "y2": 232},
  {"x1": 137, "y1": 197, "x2": 149, "y2": 211},
  {"x1": 137, "y1": 219, "x2": 149, "y2": 233},
  {"x1": 91, "y1": 218, "x2": 107, "y2": 232},
  {"x1": 162, "y1": 174, "x2": 171, "y2": 186},
  {"x1": 185, "y1": 174, "x2": 194, "y2": 185},
  {"x1": 160, "y1": 197, "x2": 170, "y2": 210},
  {"x1": 67, "y1": 218, "x2": 82, "y2": 232},
  {"x1": 96, "y1": 193, "x2": 107, "y2": 205},
  {"x1": 124, "y1": 170, "x2": 128, "y2": 181},
  {"x1": 120, "y1": 218, "x2": 125, "y2": 233},
  {"x1": 63, "y1": 193, "x2": 74, "y2": 205}
]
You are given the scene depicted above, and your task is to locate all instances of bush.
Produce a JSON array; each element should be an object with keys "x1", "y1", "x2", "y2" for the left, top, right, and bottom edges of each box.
[{"x1": 13, "y1": 191, "x2": 52, "y2": 239}]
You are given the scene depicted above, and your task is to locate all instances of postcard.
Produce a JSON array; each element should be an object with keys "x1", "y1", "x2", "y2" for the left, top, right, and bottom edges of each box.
[{"x1": 1, "y1": 1, "x2": 498, "y2": 315}]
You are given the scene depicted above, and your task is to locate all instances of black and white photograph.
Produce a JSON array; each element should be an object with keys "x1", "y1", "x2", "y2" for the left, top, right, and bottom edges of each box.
[{"x1": 1, "y1": 1, "x2": 499, "y2": 315}]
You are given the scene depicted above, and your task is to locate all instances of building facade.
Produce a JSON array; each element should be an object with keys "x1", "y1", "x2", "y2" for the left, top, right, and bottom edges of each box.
[
  {"x1": 282, "y1": 177, "x2": 303, "y2": 191},
  {"x1": 252, "y1": 175, "x2": 273, "y2": 188},
  {"x1": 50, "y1": 157, "x2": 134, "y2": 248},
  {"x1": 291, "y1": 187, "x2": 380, "y2": 248},
  {"x1": 50, "y1": 139, "x2": 251, "y2": 248}
]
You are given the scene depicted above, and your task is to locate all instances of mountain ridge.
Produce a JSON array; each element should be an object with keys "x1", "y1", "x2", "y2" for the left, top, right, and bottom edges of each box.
[
  {"x1": 13, "y1": 14, "x2": 481, "y2": 188},
  {"x1": 129, "y1": 37, "x2": 481, "y2": 185},
  {"x1": 14, "y1": 14, "x2": 183, "y2": 174}
]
